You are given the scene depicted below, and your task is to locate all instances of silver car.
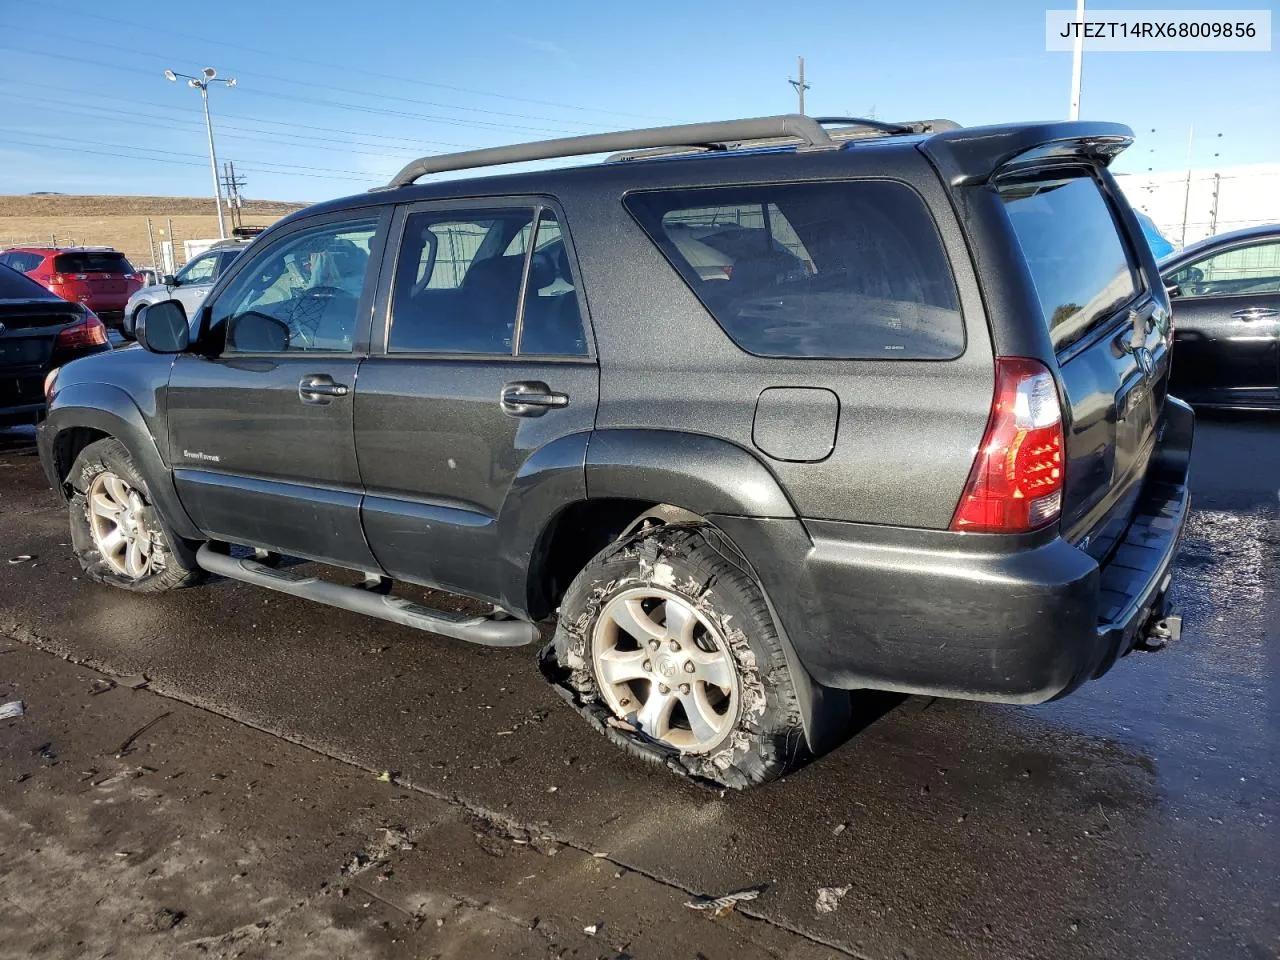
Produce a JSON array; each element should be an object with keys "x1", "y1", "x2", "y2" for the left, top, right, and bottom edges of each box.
[{"x1": 122, "y1": 243, "x2": 248, "y2": 338}]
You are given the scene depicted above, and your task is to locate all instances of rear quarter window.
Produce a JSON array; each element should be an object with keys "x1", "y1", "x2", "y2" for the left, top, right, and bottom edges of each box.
[
  {"x1": 999, "y1": 174, "x2": 1140, "y2": 351},
  {"x1": 625, "y1": 180, "x2": 964, "y2": 360}
]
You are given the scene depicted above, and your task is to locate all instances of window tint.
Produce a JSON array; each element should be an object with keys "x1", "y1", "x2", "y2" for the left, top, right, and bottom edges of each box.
[
  {"x1": 389, "y1": 208, "x2": 535, "y2": 354},
  {"x1": 217, "y1": 249, "x2": 244, "y2": 275},
  {"x1": 175, "y1": 253, "x2": 218, "y2": 284},
  {"x1": 1000, "y1": 175, "x2": 1139, "y2": 351},
  {"x1": 517, "y1": 212, "x2": 588, "y2": 356},
  {"x1": 625, "y1": 181, "x2": 963, "y2": 360},
  {"x1": 1167, "y1": 240, "x2": 1280, "y2": 298},
  {"x1": 53, "y1": 251, "x2": 132, "y2": 274},
  {"x1": 0, "y1": 262, "x2": 56, "y2": 299},
  {"x1": 214, "y1": 218, "x2": 376, "y2": 353}
]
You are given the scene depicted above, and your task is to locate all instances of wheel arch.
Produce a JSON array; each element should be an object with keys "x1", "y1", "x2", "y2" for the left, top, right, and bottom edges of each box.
[
  {"x1": 42, "y1": 383, "x2": 202, "y2": 540},
  {"x1": 512, "y1": 428, "x2": 845, "y2": 754}
]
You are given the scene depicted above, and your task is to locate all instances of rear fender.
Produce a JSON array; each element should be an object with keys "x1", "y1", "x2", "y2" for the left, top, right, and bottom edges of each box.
[{"x1": 42, "y1": 383, "x2": 201, "y2": 540}]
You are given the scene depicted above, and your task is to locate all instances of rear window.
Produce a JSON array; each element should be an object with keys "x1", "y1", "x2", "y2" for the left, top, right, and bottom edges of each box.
[
  {"x1": 53, "y1": 251, "x2": 133, "y2": 274},
  {"x1": 999, "y1": 175, "x2": 1140, "y2": 351},
  {"x1": 625, "y1": 180, "x2": 964, "y2": 360},
  {"x1": 0, "y1": 262, "x2": 56, "y2": 300}
]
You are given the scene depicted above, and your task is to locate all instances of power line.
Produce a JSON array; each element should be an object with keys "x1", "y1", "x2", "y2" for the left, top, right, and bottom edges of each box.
[
  {"x1": 0, "y1": 130, "x2": 381, "y2": 181},
  {"x1": 6, "y1": 79, "x2": 483, "y2": 149},
  {"x1": 5, "y1": 25, "x2": 625, "y2": 131},
  {"x1": 0, "y1": 136, "x2": 374, "y2": 183},
  {"x1": 18, "y1": 1, "x2": 674, "y2": 123},
  {"x1": 6, "y1": 95, "x2": 428, "y2": 163},
  {"x1": 0, "y1": 46, "x2": 604, "y2": 137}
]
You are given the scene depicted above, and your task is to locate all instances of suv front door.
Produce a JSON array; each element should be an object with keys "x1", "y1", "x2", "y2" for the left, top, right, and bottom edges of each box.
[
  {"x1": 1165, "y1": 238, "x2": 1280, "y2": 404},
  {"x1": 166, "y1": 210, "x2": 389, "y2": 569},
  {"x1": 354, "y1": 200, "x2": 598, "y2": 606}
]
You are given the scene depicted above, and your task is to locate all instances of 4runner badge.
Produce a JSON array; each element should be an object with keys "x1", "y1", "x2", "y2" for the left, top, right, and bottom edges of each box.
[{"x1": 183, "y1": 450, "x2": 222, "y2": 463}]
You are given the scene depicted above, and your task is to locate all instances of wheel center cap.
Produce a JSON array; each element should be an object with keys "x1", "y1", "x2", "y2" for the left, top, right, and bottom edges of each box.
[{"x1": 655, "y1": 655, "x2": 679, "y2": 679}]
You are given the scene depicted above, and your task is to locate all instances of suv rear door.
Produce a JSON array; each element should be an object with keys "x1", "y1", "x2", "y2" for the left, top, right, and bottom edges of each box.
[
  {"x1": 998, "y1": 169, "x2": 1171, "y2": 561},
  {"x1": 354, "y1": 199, "x2": 598, "y2": 605},
  {"x1": 165, "y1": 210, "x2": 389, "y2": 569}
]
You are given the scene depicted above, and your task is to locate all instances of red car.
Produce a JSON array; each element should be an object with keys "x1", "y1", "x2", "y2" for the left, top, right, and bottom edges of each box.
[{"x1": 0, "y1": 247, "x2": 143, "y2": 326}]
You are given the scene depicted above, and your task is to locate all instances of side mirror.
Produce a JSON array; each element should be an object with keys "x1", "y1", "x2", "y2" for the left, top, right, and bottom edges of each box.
[
  {"x1": 226, "y1": 311, "x2": 290, "y2": 352},
  {"x1": 135, "y1": 300, "x2": 190, "y2": 354},
  {"x1": 162, "y1": 274, "x2": 177, "y2": 286}
]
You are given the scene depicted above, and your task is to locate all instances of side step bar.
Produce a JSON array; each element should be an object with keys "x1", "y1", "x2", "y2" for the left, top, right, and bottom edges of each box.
[{"x1": 195, "y1": 544, "x2": 540, "y2": 647}]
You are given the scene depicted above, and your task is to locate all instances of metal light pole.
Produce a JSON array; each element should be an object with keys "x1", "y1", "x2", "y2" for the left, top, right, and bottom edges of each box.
[
  {"x1": 165, "y1": 66, "x2": 237, "y2": 239},
  {"x1": 1068, "y1": 0, "x2": 1086, "y2": 119}
]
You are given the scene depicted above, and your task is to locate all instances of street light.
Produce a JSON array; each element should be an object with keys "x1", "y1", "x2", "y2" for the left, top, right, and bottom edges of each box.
[{"x1": 165, "y1": 66, "x2": 236, "y2": 239}]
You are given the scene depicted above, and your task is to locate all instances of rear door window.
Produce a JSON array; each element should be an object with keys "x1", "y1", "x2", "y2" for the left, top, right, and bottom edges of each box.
[
  {"x1": 625, "y1": 180, "x2": 964, "y2": 360},
  {"x1": 1165, "y1": 240, "x2": 1280, "y2": 297},
  {"x1": 999, "y1": 175, "x2": 1140, "y2": 351},
  {"x1": 53, "y1": 251, "x2": 133, "y2": 274}
]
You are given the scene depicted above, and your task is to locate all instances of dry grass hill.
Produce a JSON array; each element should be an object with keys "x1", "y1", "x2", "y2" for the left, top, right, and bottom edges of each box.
[{"x1": 0, "y1": 195, "x2": 307, "y2": 269}]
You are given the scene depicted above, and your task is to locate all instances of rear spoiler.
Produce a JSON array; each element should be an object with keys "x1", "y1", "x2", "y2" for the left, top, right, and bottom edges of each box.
[{"x1": 919, "y1": 121, "x2": 1134, "y2": 186}]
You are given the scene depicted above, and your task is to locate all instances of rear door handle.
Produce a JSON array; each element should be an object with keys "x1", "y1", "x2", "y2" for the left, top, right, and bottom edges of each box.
[
  {"x1": 500, "y1": 380, "x2": 569, "y2": 417},
  {"x1": 298, "y1": 373, "x2": 349, "y2": 404},
  {"x1": 1230, "y1": 307, "x2": 1279, "y2": 321}
]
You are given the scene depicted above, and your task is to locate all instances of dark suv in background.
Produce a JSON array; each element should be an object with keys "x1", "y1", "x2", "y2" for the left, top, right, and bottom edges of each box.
[{"x1": 36, "y1": 115, "x2": 1192, "y2": 788}]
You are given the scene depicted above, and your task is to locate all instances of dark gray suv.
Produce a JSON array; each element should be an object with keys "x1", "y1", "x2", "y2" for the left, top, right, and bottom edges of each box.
[{"x1": 36, "y1": 115, "x2": 1193, "y2": 788}]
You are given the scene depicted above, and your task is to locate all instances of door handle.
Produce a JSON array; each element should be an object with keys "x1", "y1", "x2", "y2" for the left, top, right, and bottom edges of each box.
[
  {"x1": 298, "y1": 374, "x2": 350, "y2": 404},
  {"x1": 1230, "y1": 307, "x2": 1279, "y2": 321},
  {"x1": 500, "y1": 380, "x2": 569, "y2": 417}
]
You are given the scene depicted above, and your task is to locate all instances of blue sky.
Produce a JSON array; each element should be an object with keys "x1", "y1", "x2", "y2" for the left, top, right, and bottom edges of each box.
[{"x1": 0, "y1": 0, "x2": 1275, "y2": 202}]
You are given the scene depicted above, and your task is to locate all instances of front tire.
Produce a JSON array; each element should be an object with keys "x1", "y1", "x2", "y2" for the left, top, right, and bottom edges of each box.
[
  {"x1": 68, "y1": 437, "x2": 203, "y2": 592},
  {"x1": 552, "y1": 525, "x2": 806, "y2": 789}
]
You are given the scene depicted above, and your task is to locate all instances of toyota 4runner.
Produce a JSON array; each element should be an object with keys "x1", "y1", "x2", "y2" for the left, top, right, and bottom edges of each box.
[{"x1": 37, "y1": 115, "x2": 1193, "y2": 788}]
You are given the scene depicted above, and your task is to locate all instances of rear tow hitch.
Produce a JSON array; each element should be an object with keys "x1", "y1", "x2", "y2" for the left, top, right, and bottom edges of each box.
[{"x1": 1135, "y1": 613, "x2": 1182, "y2": 652}]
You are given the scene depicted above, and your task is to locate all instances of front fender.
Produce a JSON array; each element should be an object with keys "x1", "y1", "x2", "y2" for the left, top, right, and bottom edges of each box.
[{"x1": 40, "y1": 382, "x2": 201, "y2": 540}]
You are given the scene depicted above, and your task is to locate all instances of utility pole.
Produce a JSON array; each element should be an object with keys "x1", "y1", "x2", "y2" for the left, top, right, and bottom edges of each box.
[
  {"x1": 1180, "y1": 125, "x2": 1194, "y2": 247},
  {"x1": 789, "y1": 57, "x2": 810, "y2": 115},
  {"x1": 165, "y1": 66, "x2": 237, "y2": 240},
  {"x1": 1068, "y1": 0, "x2": 1085, "y2": 119},
  {"x1": 1208, "y1": 172, "x2": 1221, "y2": 237},
  {"x1": 221, "y1": 161, "x2": 247, "y2": 232}
]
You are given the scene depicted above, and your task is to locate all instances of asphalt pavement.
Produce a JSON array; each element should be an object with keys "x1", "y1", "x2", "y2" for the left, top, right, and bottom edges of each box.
[{"x1": 0, "y1": 412, "x2": 1277, "y2": 959}]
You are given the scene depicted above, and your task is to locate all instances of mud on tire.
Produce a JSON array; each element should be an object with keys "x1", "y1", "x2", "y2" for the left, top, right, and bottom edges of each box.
[
  {"x1": 549, "y1": 525, "x2": 806, "y2": 789},
  {"x1": 68, "y1": 437, "x2": 203, "y2": 593}
]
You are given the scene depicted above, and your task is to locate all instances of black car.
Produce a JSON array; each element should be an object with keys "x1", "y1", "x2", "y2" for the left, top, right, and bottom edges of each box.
[
  {"x1": 35, "y1": 115, "x2": 1192, "y2": 788},
  {"x1": 0, "y1": 263, "x2": 111, "y2": 428},
  {"x1": 1163, "y1": 223, "x2": 1280, "y2": 409}
]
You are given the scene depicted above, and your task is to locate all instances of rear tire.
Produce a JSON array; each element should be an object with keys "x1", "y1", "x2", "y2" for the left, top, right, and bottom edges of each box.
[
  {"x1": 68, "y1": 437, "x2": 203, "y2": 593},
  {"x1": 552, "y1": 525, "x2": 806, "y2": 789}
]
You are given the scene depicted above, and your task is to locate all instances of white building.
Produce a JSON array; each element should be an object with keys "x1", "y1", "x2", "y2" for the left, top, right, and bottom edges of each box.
[{"x1": 1115, "y1": 163, "x2": 1280, "y2": 250}]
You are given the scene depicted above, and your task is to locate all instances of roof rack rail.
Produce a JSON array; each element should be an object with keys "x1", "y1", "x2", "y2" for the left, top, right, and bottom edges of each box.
[
  {"x1": 382, "y1": 114, "x2": 838, "y2": 189},
  {"x1": 604, "y1": 116, "x2": 962, "y2": 163}
]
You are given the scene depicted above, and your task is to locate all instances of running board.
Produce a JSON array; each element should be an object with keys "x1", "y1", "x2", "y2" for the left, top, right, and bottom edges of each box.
[{"x1": 195, "y1": 544, "x2": 540, "y2": 647}]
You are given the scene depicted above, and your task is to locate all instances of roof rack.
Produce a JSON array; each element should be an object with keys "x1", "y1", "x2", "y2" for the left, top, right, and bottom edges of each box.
[
  {"x1": 605, "y1": 117, "x2": 962, "y2": 163},
  {"x1": 383, "y1": 114, "x2": 841, "y2": 189}
]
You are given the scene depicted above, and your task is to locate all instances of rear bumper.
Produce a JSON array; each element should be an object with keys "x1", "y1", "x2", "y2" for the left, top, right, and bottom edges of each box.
[{"x1": 713, "y1": 398, "x2": 1195, "y2": 704}]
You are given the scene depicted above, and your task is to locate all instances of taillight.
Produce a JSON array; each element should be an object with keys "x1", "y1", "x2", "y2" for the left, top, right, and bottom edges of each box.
[
  {"x1": 49, "y1": 272, "x2": 66, "y2": 285},
  {"x1": 56, "y1": 312, "x2": 109, "y2": 351},
  {"x1": 950, "y1": 357, "x2": 1065, "y2": 533}
]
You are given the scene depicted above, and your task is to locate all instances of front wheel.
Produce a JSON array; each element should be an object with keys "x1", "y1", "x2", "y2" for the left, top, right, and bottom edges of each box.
[
  {"x1": 68, "y1": 437, "x2": 203, "y2": 592},
  {"x1": 552, "y1": 526, "x2": 806, "y2": 789}
]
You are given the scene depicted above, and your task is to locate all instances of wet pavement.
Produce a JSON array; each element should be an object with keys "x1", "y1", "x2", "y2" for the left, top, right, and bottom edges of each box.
[{"x1": 0, "y1": 413, "x2": 1277, "y2": 959}]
